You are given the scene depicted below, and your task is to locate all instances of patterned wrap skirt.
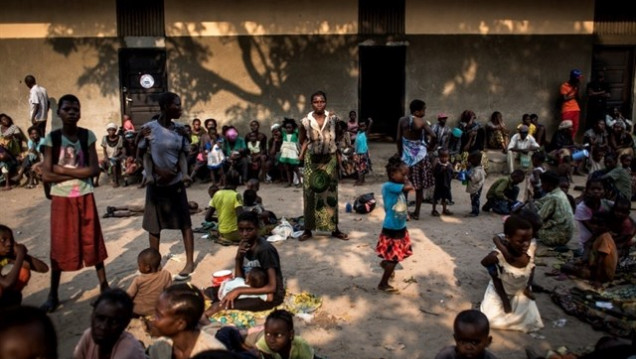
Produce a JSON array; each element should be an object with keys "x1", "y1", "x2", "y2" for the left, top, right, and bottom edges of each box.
[
  {"x1": 303, "y1": 153, "x2": 339, "y2": 232},
  {"x1": 376, "y1": 228, "x2": 413, "y2": 262}
]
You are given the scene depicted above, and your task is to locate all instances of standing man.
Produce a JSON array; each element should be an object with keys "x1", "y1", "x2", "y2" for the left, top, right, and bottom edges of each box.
[
  {"x1": 560, "y1": 69, "x2": 583, "y2": 138},
  {"x1": 25, "y1": 75, "x2": 50, "y2": 137},
  {"x1": 397, "y1": 99, "x2": 436, "y2": 220},
  {"x1": 586, "y1": 70, "x2": 611, "y2": 129}
]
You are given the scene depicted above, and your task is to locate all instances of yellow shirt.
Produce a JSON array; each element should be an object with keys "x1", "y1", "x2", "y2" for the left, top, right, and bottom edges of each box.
[
  {"x1": 517, "y1": 123, "x2": 536, "y2": 137},
  {"x1": 210, "y1": 189, "x2": 243, "y2": 233}
]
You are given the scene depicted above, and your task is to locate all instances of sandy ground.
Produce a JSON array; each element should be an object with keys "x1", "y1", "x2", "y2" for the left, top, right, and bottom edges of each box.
[{"x1": 1, "y1": 142, "x2": 612, "y2": 359}]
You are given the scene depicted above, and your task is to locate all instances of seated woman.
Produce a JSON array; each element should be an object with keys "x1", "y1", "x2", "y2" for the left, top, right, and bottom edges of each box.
[
  {"x1": 534, "y1": 170, "x2": 575, "y2": 248},
  {"x1": 205, "y1": 211, "x2": 285, "y2": 316},
  {"x1": 608, "y1": 120, "x2": 634, "y2": 158},
  {"x1": 149, "y1": 283, "x2": 227, "y2": 359},
  {"x1": 0, "y1": 113, "x2": 26, "y2": 159},
  {"x1": 486, "y1": 111, "x2": 509, "y2": 152}
]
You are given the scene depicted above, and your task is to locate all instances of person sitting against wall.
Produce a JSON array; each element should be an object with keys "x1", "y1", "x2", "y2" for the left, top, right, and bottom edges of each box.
[{"x1": 506, "y1": 125, "x2": 539, "y2": 174}]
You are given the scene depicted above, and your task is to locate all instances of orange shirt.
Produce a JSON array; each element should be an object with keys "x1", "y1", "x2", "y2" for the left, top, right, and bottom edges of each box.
[{"x1": 560, "y1": 82, "x2": 580, "y2": 113}]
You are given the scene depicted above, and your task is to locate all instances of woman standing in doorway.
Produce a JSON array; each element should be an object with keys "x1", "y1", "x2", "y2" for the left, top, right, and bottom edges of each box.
[{"x1": 298, "y1": 91, "x2": 348, "y2": 241}]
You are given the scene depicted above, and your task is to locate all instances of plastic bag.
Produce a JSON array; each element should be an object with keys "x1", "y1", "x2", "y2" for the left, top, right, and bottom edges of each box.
[
  {"x1": 269, "y1": 217, "x2": 293, "y2": 240},
  {"x1": 353, "y1": 193, "x2": 376, "y2": 214}
]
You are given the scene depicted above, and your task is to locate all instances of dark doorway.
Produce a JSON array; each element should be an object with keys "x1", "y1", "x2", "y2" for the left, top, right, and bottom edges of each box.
[
  {"x1": 590, "y1": 46, "x2": 634, "y2": 125},
  {"x1": 119, "y1": 49, "x2": 168, "y2": 127},
  {"x1": 359, "y1": 45, "x2": 406, "y2": 140}
]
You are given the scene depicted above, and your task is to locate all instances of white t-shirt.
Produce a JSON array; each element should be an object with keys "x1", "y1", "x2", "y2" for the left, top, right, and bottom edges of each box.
[
  {"x1": 508, "y1": 133, "x2": 539, "y2": 151},
  {"x1": 29, "y1": 84, "x2": 49, "y2": 122},
  {"x1": 218, "y1": 277, "x2": 267, "y2": 301}
]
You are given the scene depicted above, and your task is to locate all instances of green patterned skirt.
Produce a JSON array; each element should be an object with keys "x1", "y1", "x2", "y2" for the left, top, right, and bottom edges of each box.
[{"x1": 303, "y1": 153, "x2": 339, "y2": 232}]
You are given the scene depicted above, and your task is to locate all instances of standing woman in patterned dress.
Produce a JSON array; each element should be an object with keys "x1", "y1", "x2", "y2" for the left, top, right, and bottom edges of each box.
[{"x1": 298, "y1": 91, "x2": 348, "y2": 241}]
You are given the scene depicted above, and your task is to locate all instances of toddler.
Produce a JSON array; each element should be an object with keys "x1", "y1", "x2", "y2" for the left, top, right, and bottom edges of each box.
[
  {"x1": 529, "y1": 152, "x2": 546, "y2": 199},
  {"x1": 465, "y1": 150, "x2": 486, "y2": 217},
  {"x1": 0, "y1": 224, "x2": 49, "y2": 307},
  {"x1": 74, "y1": 288, "x2": 146, "y2": 359},
  {"x1": 126, "y1": 248, "x2": 172, "y2": 317},
  {"x1": 11, "y1": 125, "x2": 45, "y2": 188},
  {"x1": 246, "y1": 178, "x2": 263, "y2": 204},
  {"x1": 205, "y1": 267, "x2": 273, "y2": 317},
  {"x1": 432, "y1": 148, "x2": 454, "y2": 216},
  {"x1": 434, "y1": 309, "x2": 497, "y2": 359},
  {"x1": 353, "y1": 118, "x2": 373, "y2": 185},
  {"x1": 99, "y1": 122, "x2": 123, "y2": 187},
  {"x1": 376, "y1": 154, "x2": 413, "y2": 292},
  {"x1": 480, "y1": 215, "x2": 544, "y2": 332},
  {"x1": 207, "y1": 135, "x2": 226, "y2": 187},
  {"x1": 278, "y1": 117, "x2": 302, "y2": 187}
]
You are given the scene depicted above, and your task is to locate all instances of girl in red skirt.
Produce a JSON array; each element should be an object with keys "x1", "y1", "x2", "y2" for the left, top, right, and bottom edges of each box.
[{"x1": 376, "y1": 154, "x2": 414, "y2": 292}]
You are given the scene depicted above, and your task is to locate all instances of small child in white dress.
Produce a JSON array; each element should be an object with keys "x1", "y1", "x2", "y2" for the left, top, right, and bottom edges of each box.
[{"x1": 479, "y1": 215, "x2": 544, "y2": 333}]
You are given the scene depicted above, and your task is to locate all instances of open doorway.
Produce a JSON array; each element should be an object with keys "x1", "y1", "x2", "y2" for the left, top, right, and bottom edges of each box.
[
  {"x1": 589, "y1": 46, "x2": 634, "y2": 129},
  {"x1": 359, "y1": 45, "x2": 406, "y2": 140}
]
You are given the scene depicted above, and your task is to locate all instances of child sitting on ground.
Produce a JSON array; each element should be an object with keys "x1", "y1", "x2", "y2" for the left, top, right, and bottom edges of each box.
[
  {"x1": 529, "y1": 152, "x2": 546, "y2": 199},
  {"x1": 205, "y1": 169, "x2": 243, "y2": 245},
  {"x1": 11, "y1": 125, "x2": 45, "y2": 188},
  {"x1": 204, "y1": 267, "x2": 273, "y2": 317},
  {"x1": 126, "y1": 248, "x2": 172, "y2": 317},
  {"x1": 0, "y1": 224, "x2": 49, "y2": 307},
  {"x1": 74, "y1": 288, "x2": 146, "y2": 359},
  {"x1": 480, "y1": 215, "x2": 544, "y2": 333},
  {"x1": 207, "y1": 135, "x2": 226, "y2": 187},
  {"x1": 246, "y1": 178, "x2": 263, "y2": 204},
  {"x1": 482, "y1": 170, "x2": 525, "y2": 214},
  {"x1": 214, "y1": 309, "x2": 318, "y2": 359},
  {"x1": 434, "y1": 309, "x2": 497, "y2": 359},
  {"x1": 432, "y1": 148, "x2": 454, "y2": 216},
  {"x1": 561, "y1": 212, "x2": 618, "y2": 287}
]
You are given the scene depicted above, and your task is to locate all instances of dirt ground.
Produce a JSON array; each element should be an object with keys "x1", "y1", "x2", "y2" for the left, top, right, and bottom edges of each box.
[{"x1": 1, "y1": 142, "x2": 614, "y2": 359}]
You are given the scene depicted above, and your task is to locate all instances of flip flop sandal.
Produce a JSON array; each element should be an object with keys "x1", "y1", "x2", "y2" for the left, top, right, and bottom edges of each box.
[
  {"x1": 378, "y1": 286, "x2": 400, "y2": 294},
  {"x1": 332, "y1": 231, "x2": 349, "y2": 240},
  {"x1": 442, "y1": 210, "x2": 453, "y2": 215},
  {"x1": 298, "y1": 232, "x2": 313, "y2": 242},
  {"x1": 431, "y1": 210, "x2": 440, "y2": 217},
  {"x1": 409, "y1": 212, "x2": 420, "y2": 220},
  {"x1": 40, "y1": 297, "x2": 60, "y2": 313},
  {"x1": 174, "y1": 273, "x2": 192, "y2": 281}
]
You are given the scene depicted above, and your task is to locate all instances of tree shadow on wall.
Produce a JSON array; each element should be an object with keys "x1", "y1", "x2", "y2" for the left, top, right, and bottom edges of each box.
[{"x1": 45, "y1": 22, "x2": 360, "y2": 122}]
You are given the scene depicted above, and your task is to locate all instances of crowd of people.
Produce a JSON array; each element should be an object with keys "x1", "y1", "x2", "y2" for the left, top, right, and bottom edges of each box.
[{"x1": 2, "y1": 74, "x2": 636, "y2": 358}]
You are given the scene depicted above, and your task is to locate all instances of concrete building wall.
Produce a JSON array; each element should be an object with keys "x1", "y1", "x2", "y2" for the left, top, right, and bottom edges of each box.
[{"x1": 0, "y1": 0, "x2": 630, "y2": 139}]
